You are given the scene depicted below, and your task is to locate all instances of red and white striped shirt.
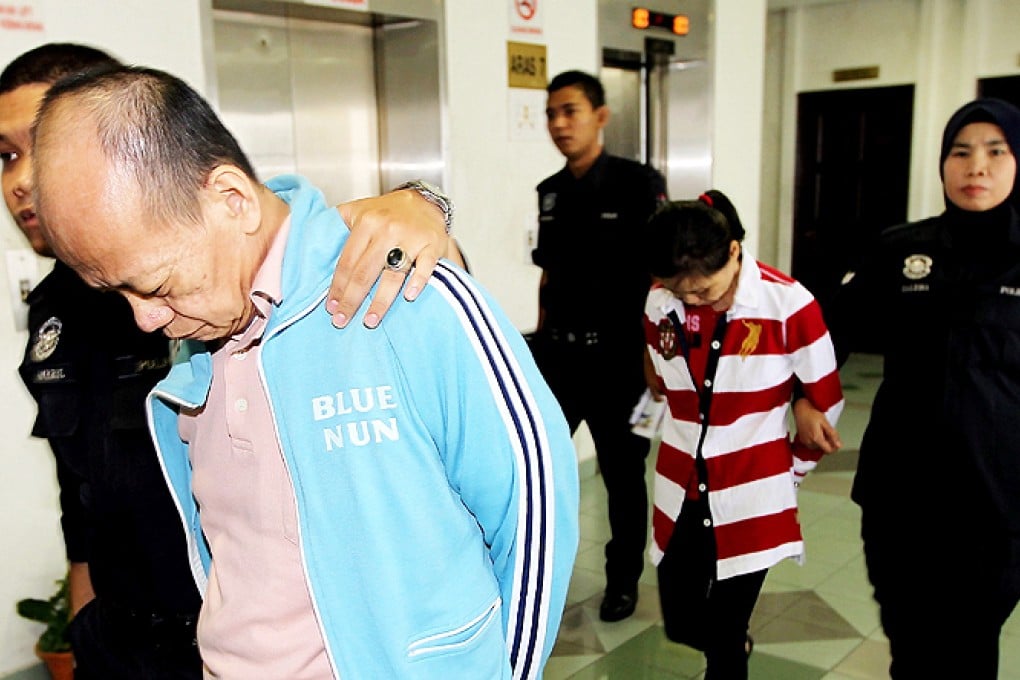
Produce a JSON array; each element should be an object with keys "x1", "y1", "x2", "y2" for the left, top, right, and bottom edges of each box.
[{"x1": 644, "y1": 257, "x2": 843, "y2": 579}]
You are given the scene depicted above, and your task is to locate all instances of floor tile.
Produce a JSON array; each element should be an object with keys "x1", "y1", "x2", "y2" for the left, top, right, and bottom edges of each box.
[
  {"x1": 814, "y1": 557, "x2": 875, "y2": 605},
  {"x1": 766, "y1": 553, "x2": 844, "y2": 591},
  {"x1": 813, "y1": 591, "x2": 882, "y2": 638},
  {"x1": 566, "y1": 626, "x2": 705, "y2": 679},
  {"x1": 746, "y1": 652, "x2": 827, "y2": 679},
  {"x1": 753, "y1": 638, "x2": 862, "y2": 671},
  {"x1": 761, "y1": 591, "x2": 860, "y2": 641},
  {"x1": 564, "y1": 566, "x2": 604, "y2": 607},
  {"x1": 829, "y1": 638, "x2": 890, "y2": 679}
]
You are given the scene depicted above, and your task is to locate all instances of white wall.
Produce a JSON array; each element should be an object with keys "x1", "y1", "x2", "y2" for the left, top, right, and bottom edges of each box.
[
  {"x1": 441, "y1": 0, "x2": 597, "y2": 329},
  {"x1": 712, "y1": 0, "x2": 767, "y2": 258},
  {"x1": 440, "y1": 0, "x2": 601, "y2": 466},
  {"x1": 0, "y1": 2, "x2": 210, "y2": 674}
]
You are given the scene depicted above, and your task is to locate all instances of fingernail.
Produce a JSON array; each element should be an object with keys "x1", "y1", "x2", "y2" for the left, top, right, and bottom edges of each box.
[
  {"x1": 331, "y1": 313, "x2": 347, "y2": 328},
  {"x1": 364, "y1": 313, "x2": 379, "y2": 328},
  {"x1": 326, "y1": 299, "x2": 339, "y2": 314},
  {"x1": 405, "y1": 284, "x2": 420, "y2": 300}
]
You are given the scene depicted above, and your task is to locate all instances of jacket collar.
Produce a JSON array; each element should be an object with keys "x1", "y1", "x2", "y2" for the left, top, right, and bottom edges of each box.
[
  {"x1": 560, "y1": 150, "x2": 609, "y2": 186},
  {"x1": 263, "y1": 175, "x2": 351, "y2": 333}
]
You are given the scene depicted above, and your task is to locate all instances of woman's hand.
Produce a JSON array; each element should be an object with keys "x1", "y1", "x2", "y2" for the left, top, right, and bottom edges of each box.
[{"x1": 792, "y1": 398, "x2": 842, "y2": 453}]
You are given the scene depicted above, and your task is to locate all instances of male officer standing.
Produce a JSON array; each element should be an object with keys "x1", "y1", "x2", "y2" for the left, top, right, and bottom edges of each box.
[
  {"x1": 532, "y1": 69, "x2": 667, "y2": 622},
  {"x1": 3, "y1": 44, "x2": 203, "y2": 678}
]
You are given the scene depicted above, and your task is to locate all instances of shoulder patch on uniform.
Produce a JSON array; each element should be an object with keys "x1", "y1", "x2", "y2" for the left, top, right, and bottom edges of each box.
[
  {"x1": 541, "y1": 193, "x2": 556, "y2": 212},
  {"x1": 30, "y1": 316, "x2": 62, "y2": 363}
]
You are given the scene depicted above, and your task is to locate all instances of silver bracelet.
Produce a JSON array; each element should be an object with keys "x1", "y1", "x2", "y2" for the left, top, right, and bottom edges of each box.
[{"x1": 393, "y1": 180, "x2": 454, "y2": 233}]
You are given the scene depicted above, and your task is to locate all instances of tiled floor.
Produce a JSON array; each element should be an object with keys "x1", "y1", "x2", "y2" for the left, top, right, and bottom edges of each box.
[{"x1": 545, "y1": 353, "x2": 1020, "y2": 679}]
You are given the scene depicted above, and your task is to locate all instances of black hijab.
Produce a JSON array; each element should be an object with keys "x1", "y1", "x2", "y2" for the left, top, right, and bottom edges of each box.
[{"x1": 938, "y1": 98, "x2": 1020, "y2": 264}]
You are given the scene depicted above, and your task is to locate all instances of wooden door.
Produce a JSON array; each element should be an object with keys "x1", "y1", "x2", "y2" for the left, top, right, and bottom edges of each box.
[
  {"x1": 792, "y1": 85, "x2": 914, "y2": 306},
  {"x1": 978, "y1": 75, "x2": 1020, "y2": 109}
]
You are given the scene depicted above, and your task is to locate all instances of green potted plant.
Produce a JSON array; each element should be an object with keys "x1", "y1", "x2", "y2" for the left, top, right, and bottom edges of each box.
[{"x1": 16, "y1": 574, "x2": 74, "y2": 680}]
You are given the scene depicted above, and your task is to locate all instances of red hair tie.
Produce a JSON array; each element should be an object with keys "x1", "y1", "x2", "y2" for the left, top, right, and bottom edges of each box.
[{"x1": 698, "y1": 192, "x2": 713, "y2": 207}]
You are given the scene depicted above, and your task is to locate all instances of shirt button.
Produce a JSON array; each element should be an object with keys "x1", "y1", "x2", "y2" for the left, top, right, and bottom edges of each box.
[
  {"x1": 698, "y1": 483, "x2": 707, "y2": 492},
  {"x1": 711, "y1": 340, "x2": 721, "y2": 349},
  {"x1": 235, "y1": 398, "x2": 248, "y2": 412},
  {"x1": 704, "y1": 379, "x2": 712, "y2": 388},
  {"x1": 703, "y1": 518, "x2": 712, "y2": 527},
  {"x1": 698, "y1": 413, "x2": 705, "y2": 422}
]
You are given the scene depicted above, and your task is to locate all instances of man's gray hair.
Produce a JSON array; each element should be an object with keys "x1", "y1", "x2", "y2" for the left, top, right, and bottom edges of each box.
[{"x1": 33, "y1": 65, "x2": 258, "y2": 228}]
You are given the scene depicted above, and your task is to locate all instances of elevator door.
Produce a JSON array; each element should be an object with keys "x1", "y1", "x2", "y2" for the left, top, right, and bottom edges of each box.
[
  {"x1": 602, "y1": 54, "x2": 712, "y2": 200},
  {"x1": 213, "y1": 9, "x2": 380, "y2": 204},
  {"x1": 602, "y1": 65, "x2": 644, "y2": 164}
]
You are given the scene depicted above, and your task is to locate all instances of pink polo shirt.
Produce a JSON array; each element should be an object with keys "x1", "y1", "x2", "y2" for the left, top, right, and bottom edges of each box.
[{"x1": 180, "y1": 217, "x2": 332, "y2": 679}]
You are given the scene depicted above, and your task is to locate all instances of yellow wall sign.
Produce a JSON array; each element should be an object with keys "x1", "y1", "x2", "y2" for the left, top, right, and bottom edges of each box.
[{"x1": 507, "y1": 41, "x2": 547, "y2": 89}]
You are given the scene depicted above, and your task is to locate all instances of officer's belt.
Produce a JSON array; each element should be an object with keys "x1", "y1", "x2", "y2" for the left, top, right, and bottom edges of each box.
[
  {"x1": 101, "y1": 599, "x2": 197, "y2": 653},
  {"x1": 547, "y1": 328, "x2": 600, "y2": 346}
]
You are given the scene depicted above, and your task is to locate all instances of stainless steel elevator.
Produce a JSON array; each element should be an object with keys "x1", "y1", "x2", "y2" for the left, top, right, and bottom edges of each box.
[
  {"x1": 598, "y1": 0, "x2": 712, "y2": 200},
  {"x1": 210, "y1": 0, "x2": 443, "y2": 204}
]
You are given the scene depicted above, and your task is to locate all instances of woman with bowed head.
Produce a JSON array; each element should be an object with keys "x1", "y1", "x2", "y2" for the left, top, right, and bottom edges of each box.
[{"x1": 641, "y1": 190, "x2": 843, "y2": 679}]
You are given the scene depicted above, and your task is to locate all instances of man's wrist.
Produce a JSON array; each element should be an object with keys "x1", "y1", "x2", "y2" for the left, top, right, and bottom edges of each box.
[{"x1": 393, "y1": 180, "x2": 454, "y2": 233}]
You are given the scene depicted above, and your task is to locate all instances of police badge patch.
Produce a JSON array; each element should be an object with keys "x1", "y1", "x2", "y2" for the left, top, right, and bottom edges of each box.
[
  {"x1": 30, "y1": 316, "x2": 62, "y2": 362},
  {"x1": 541, "y1": 192, "x2": 556, "y2": 212},
  {"x1": 902, "y1": 254, "x2": 933, "y2": 280},
  {"x1": 658, "y1": 318, "x2": 677, "y2": 360}
]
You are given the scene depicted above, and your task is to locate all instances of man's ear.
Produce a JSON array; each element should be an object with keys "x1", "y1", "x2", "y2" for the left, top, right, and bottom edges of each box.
[
  {"x1": 596, "y1": 104, "x2": 610, "y2": 129},
  {"x1": 205, "y1": 165, "x2": 260, "y2": 233}
]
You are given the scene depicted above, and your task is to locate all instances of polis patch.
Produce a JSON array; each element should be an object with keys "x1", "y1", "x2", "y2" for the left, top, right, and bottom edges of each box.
[
  {"x1": 541, "y1": 192, "x2": 556, "y2": 212},
  {"x1": 902, "y1": 254, "x2": 933, "y2": 280},
  {"x1": 30, "y1": 316, "x2": 62, "y2": 362}
]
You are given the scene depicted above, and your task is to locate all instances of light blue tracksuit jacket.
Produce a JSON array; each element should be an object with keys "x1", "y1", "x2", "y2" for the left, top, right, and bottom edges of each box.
[{"x1": 146, "y1": 175, "x2": 579, "y2": 679}]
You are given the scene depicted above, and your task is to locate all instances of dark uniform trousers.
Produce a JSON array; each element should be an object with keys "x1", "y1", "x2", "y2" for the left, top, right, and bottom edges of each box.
[
  {"x1": 532, "y1": 152, "x2": 666, "y2": 596},
  {"x1": 69, "y1": 599, "x2": 200, "y2": 680},
  {"x1": 861, "y1": 501, "x2": 1020, "y2": 680},
  {"x1": 19, "y1": 262, "x2": 203, "y2": 680},
  {"x1": 534, "y1": 330, "x2": 650, "y2": 594}
]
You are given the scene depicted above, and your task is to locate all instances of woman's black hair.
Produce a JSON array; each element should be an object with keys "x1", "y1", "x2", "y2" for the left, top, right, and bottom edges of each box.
[{"x1": 643, "y1": 189, "x2": 745, "y2": 279}]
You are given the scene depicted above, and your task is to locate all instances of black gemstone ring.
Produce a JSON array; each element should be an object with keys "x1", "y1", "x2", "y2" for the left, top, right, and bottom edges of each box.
[{"x1": 385, "y1": 246, "x2": 410, "y2": 272}]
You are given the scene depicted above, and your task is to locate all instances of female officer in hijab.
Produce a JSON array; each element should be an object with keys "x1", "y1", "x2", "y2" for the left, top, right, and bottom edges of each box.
[{"x1": 825, "y1": 98, "x2": 1020, "y2": 679}]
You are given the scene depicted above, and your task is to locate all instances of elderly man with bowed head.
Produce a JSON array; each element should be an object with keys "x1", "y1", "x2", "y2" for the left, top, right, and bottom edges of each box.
[{"x1": 31, "y1": 64, "x2": 579, "y2": 680}]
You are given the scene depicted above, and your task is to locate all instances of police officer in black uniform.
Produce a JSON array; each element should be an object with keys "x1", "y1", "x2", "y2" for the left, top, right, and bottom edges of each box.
[
  {"x1": 3, "y1": 44, "x2": 203, "y2": 679},
  {"x1": 20, "y1": 263, "x2": 203, "y2": 678},
  {"x1": 532, "y1": 70, "x2": 666, "y2": 622},
  {"x1": 824, "y1": 98, "x2": 1020, "y2": 679}
]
